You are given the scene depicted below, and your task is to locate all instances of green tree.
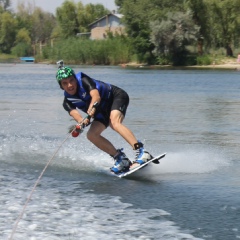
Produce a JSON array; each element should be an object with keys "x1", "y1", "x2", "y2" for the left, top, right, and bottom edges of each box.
[
  {"x1": 12, "y1": 27, "x2": 32, "y2": 57},
  {"x1": 15, "y1": 27, "x2": 31, "y2": 44},
  {"x1": 56, "y1": 1, "x2": 109, "y2": 37},
  {"x1": 15, "y1": 1, "x2": 34, "y2": 32},
  {"x1": 150, "y1": 0, "x2": 186, "y2": 17},
  {"x1": 51, "y1": 25, "x2": 62, "y2": 39},
  {"x1": 0, "y1": 11, "x2": 17, "y2": 53},
  {"x1": 0, "y1": 0, "x2": 11, "y2": 10},
  {"x1": 150, "y1": 11, "x2": 200, "y2": 65},
  {"x1": 207, "y1": 0, "x2": 240, "y2": 56},
  {"x1": 185, "y1": 0, "x2": 209, "y2": 55},
  {"x1": 15, "y1": 3, "x2": 56, "y2": 42},
  {"x1": 115, "y1": 0, "x2": 124, "y2": 8},
  {"x1": 77, "y1": 3, "x2": 109, "y2": 33},
  {"x1": 119, "y1": 0, "x2": 186, "y2": 63},
  {"x1": 120, "y1": 0, "x2": 155, "y2": 63},
  {"x1": 76, "y1": 1, "x2": 86, "y2": 32},
  {"x1": 11, "y1": 42, "x2": 32, "y2": 56},
  {"x1": 56, "y1": 0, "x2": 79, "y2": 38},
  {"x1": 31, "y1": 7, "x2": 56, "y2": 43}
]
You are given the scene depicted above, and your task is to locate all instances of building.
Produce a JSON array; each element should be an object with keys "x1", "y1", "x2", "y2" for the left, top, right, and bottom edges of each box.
[{"x1": 88, "y1": 12, "x2": 125, "y2": 40}]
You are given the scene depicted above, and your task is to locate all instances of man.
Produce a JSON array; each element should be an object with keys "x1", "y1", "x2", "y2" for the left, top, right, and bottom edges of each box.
[{"x1": 56, "y1": 64, "x2": 152, "y2": 174}]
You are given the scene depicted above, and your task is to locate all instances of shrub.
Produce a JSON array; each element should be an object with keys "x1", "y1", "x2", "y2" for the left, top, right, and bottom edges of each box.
[
  {"x1": 11, "y1": 42, "x2": 32, "y2": 57},
  {"x1": 47, "y1": 37, "x2": 132, "y2": 65},
  {"x1": 196, "y1": 55, "x2": 212, "y2": 65}
]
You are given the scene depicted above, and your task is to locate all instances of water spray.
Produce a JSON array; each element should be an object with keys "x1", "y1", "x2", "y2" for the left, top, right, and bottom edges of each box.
[{"x1": 9, "y1": 116, "x2": 90, "y2": 239}]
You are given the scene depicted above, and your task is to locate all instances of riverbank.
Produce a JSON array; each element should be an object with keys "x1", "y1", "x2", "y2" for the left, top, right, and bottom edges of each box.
[
  {"x1": 1, "y1": 55, "x2": 240, "y2": 70},
  {"x1": 121, "y1": 60, "x2": 240, "y2": 70}
]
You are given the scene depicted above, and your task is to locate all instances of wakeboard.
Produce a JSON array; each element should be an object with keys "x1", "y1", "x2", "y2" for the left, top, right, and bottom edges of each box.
[{"x1": 113, "y1": 153, "x2": 166, "y2": 178}]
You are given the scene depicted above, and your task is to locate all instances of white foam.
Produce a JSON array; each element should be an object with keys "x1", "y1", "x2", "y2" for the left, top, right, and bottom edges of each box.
[
  {"x1": 0, "y1": 133, "x2": 233, "y2": 240},
  {"x1": 3, "y1": 190, "x2": 203, "y2": 240},
  {"x1": 145, "y1": 150, "x2": 230, "y2": 175},
  {"x1": 0, "y1": 153, "x2": 203, "y2": 240}
]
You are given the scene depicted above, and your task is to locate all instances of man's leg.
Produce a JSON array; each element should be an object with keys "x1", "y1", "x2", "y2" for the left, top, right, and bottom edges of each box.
[
  {"x1": 87, "y1": 119, "x2": 131, "y2": 173},
  {"x1": 109, "y1": 109, "x2": 138, "y2": 148},
  {"x1": 109, "y1": 109, "x2": 153, "y2": 164},
  {"x1": 87, "y1": 121, "x2": 117, "y2": 156}
]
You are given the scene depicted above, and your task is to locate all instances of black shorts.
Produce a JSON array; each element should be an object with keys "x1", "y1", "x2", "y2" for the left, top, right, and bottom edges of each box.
[{"x1": 94, "y1": 85, "x2": 129, "y2": 127}]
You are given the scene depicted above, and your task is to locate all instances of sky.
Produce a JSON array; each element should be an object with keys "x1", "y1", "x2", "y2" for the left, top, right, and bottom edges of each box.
[{"x1": 11, "y1": 0, "x2": 117, "y2": 13}]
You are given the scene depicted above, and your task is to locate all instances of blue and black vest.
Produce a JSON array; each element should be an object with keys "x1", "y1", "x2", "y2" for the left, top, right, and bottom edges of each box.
[{"x1": 64, "y1": 72, "x2": 112, "y2": 113}]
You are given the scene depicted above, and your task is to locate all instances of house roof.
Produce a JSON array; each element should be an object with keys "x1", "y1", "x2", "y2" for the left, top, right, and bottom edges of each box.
[{"x1": 88, "y1": 13, "x2": 124, "y2": 27}]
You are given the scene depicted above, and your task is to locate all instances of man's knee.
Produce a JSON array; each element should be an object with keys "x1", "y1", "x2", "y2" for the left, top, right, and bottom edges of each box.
[
  {"x1": 110, "y1": 121, "x2": 122, "y2": 131},
  {"x1": 87, "y1": 130, "x2": 95, "y2": 141}
]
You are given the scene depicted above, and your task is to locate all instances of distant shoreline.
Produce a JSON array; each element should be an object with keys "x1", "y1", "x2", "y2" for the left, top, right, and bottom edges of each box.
[
  {"x1": 1, "y1": 61, "x2": 240, "y2": 70},
  {"x1": 120, "y1": 62, "x2": 240, "y2": 70}
]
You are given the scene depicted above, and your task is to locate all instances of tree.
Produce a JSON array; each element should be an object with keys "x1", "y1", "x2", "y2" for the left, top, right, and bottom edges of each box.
[
  {"x1": 15, "y1": 1, "x2": 35, "y2": 40},
  {"x1": 185, "y1": 0, "x2": 209, "y2": 55},
  {"x1": 0, "y1": 11, "x2": 17, "y2": 53},
  {"x1": 15, "y1": 27, "x2": 31, "y2": 44},
  {"x1": 115, "y1": 0, "x2": 124, "y2": 8},
  {"x1": 11, "y1": 28, "x2": 32, "y2": 57},
  {"x1": 11, "y1": 28, "x2": 32, "y2": 56},
  {"x1": 0, "y1": 0, "x2": 11, "y2": 10},
  {"x1": 56, "y1": 1, "x2": 109, "y2": 37},
  {"x1": 31, "y1": 7, "x2": 56, "y2": 43},
  {"x1": 14, "y1": 2, "x2": 56, "y2": 55},
  {"x1": 56, "y1": 0, "x2": 79, "y2": 38},
  {"x1": 77, "y1": 3, "x2": 109, "y2": 33},
  {"x1": 150, "y1": 11, "x2": 200, "y2": 65},
  {"x1": 118, "y1": 0, "x2": 186, "y2": 63},
  {"x1": 207, "y1": 0, "x2": 240, "y2": 56},
  {"x1": 120, "y1": 0, "x2": 155, "y2": 63}
]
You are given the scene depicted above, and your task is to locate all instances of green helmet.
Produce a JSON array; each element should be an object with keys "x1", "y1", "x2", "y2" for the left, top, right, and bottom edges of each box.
[{"x1": 56, "y1": 66, "x2": 75, "y2": 85}]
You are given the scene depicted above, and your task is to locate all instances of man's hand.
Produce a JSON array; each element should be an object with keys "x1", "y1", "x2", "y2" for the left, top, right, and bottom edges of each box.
[
  {"x1": 83, "y1": 115, "x2": 91, "y2": 126},
  {"x1": 87, "y1": 102, "x2": 99, "y2": 118},
  {"x1": 87, "y1": 106, "x2": 97, "y2": 117}
]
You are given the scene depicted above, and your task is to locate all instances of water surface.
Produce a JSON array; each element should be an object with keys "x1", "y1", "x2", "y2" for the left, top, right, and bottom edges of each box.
[{"x1": 0, "y1": 64, "x2": 239, "y2": 239}]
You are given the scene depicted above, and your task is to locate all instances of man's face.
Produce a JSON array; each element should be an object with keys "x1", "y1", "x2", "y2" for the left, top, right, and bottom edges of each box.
[{"x1": 60, "y1": 76, "x2": 77, "y2": 95}]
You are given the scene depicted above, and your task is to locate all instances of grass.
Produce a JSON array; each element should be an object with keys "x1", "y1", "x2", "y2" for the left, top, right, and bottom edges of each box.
[
  {"x1": 1, "y1": 47, "x2": 239, "y2": 66},
  {"x1": 0, "y1": 53, "x2": 18, "y2": 63},
  {"x1": 0, "y1": 53, "x2": 17, "y2": 59}
]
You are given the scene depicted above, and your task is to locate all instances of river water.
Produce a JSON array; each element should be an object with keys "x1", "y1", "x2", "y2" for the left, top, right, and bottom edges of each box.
[{"x1": 0, "y1": 64, "x2": 239, "y2": 239}]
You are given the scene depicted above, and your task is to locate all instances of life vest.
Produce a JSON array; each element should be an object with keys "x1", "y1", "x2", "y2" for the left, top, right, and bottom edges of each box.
[{"x1": 64, "y1": 72, "x2": 112, "y2": 113}]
